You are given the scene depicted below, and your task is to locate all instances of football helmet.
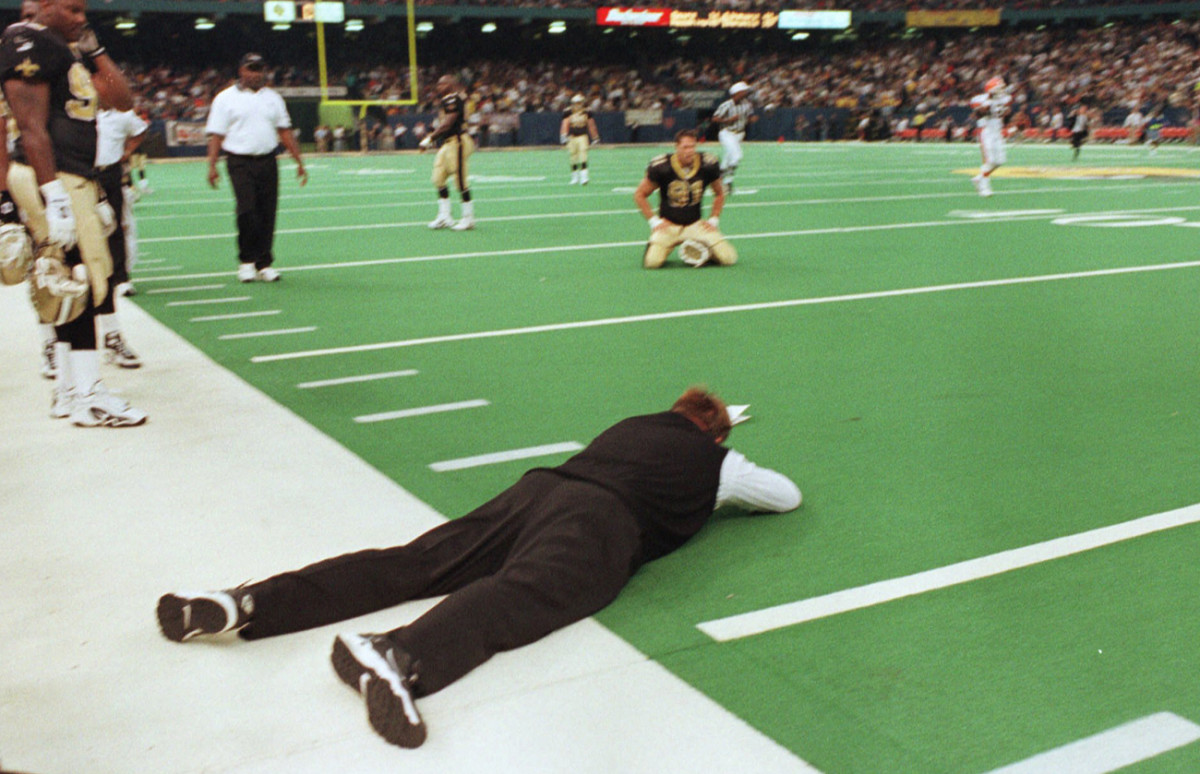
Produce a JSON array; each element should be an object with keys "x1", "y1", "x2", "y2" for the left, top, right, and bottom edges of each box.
[
  {"x1": 0, "y1": 223, "x2": 33, "y2": 285},
  {"x1": 679, "y1": 239, "x2": 712, "y2": 268},
  {"x1": 30, "y1": 244, "x2": 90, "y2": 325}
]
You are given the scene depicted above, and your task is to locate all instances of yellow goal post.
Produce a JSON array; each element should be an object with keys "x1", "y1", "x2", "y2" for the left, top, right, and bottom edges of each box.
[{"x1": 316, "y1": 0, "x2": 420, "y2": 117}]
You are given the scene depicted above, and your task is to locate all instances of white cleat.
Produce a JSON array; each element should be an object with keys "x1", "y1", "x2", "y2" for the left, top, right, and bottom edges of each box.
[
  {"x1": 257, "y1": 267, "x2": 281, "y2": 283},
  {"x1": 237, "y1": 263, "x2": 257, "y2": 282},
  {"x1": 70, "y1": 382, "x2": 148, "y2": 427},
  {"x1": 428, "y1": 216, "x2": 454, "y2": 230},
  {"x1": 451, "y1": 218, "x2": 475, "y2": 231}
]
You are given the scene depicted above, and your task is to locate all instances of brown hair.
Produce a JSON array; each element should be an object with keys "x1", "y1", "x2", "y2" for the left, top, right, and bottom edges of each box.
[
  {"x1": 674, "y1": 129, "x2": 699, "y2": 144},
  {"x1": 671, "y1": 387, "x2": 731, "y2": 442}
]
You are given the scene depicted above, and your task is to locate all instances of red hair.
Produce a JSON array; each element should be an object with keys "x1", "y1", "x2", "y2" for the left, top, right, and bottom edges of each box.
[{"x1": 671, "y1": 387, "x2": 731, "y2": 441}]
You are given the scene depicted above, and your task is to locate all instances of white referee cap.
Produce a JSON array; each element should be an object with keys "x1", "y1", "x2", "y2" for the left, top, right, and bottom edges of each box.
[{"x1": 730, "y1": 82, "x2": 751, "y2": 96}]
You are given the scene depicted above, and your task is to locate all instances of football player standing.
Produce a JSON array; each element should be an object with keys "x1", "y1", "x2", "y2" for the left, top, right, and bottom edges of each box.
[
  {"x1": 420, "y1": 74, "x2": 475, "y2": 230},
  {"x1": 559, "y1": 93, "x2": 599, "y2": 185},
  {"x1": 710, "y1": 81, "x2": 756, "y2": 195},
  {"x1": 1, "y1": 0, "x2": 148, "y2": 426},
  {"x1": 969, "y1": 76, "x2": 1012, "y2": 197},
  {"x1": 633, "y1": 129, "x2": 737, "y2": 269}
]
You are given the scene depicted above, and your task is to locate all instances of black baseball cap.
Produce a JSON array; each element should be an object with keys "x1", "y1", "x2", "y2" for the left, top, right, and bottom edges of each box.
[{"x1": 240, "y1": 53, "x2": 266, "y2": 69}]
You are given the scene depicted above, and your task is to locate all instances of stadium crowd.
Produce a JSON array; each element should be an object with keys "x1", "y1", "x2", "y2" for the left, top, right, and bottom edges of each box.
[
  {"x1": 401, "y1": 0, "x2": 1199, "y2": 10},
  {"x1": 128, "y1": 18, "x2": 1200, "y2": 135}
]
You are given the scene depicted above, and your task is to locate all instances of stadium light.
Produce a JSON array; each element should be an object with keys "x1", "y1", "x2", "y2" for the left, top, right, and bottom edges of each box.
[
  {"x1": 114, "y1": 17, "x2": 136, "y2": 30},
  {"x1": 345, "y1": 18, "x2": 363, "y2": 31},
  {"x1": 416, "y1": 21, "x2": 433, "y2": 32},
  {"x1": 791, "y1": 31, "x2": 809, "y2": 40},
  {"x1": 272, "y1": 22, "x2": 291, "y2": 30},
  {"x1": 194, "y1": 17, "x2": 215, "y2": 30},
  {"x1": 548, "y1": 21, "x2": 566, "y2": 34},
  {"x1": 481, "y1": 22, "x2": 496, "y2": 33}
]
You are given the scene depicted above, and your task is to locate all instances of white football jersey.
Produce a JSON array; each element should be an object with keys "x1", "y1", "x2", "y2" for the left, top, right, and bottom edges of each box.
[{"x1": 970, "y1": 92, "x2": 1012, "y2": 129}]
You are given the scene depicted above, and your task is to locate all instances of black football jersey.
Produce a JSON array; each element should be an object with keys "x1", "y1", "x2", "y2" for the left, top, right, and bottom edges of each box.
[
  {"x1": 564, "y1": 107, "x2": 591, "y2": 136},
  {"x1": 433, "y1": 91, "x2": 466, "y2": 145},
  {"x1": 0, "y1": 22, "x2": 97, "y2": 178},
  {"x1": 645, "y1": 151, "x2": 721, "y2": 226}
]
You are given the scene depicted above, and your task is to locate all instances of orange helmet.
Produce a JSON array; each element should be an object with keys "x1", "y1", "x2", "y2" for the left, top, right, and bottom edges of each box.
[{"x1": 985, "y1": 77, "x2": 1006, "y2": 94}]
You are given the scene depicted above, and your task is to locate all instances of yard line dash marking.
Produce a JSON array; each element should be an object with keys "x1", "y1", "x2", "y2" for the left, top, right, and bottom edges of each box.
[
  {"x1": 191, "y1": 310, "x2": 282, "y2": 322},
  {"x1": 696, "y1": 502, "x2": 1200, "y2": 642},
  {"x1": 250, "y1": 260, "x2": 1200, "y2": 363},
  {"x1": 429, "y1": 442, "x2": 584, "y2": 472},
  {"x1": 983, "y1": 712, "x2": 1200, "y2": 774},
  {"x1": 218, "y1": 327, "x2": 316, "y2": 340},
  {"x1": 297, "y1": 370, "x2": 419, "y2": 389},
  {"x1": 146, "y1": 284, "x2": 225, "y2": 294},
  {"x1": 354, "y1": 399, "x2": 489, "y2": 424},
  {"x1": 167, "y1": 296, "x2": 251, "y2": 307}
]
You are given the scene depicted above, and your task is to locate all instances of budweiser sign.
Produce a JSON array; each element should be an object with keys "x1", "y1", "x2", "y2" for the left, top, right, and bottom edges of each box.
[{"x1": 596, "y1": 7, "x2": 671, "y2": 26}]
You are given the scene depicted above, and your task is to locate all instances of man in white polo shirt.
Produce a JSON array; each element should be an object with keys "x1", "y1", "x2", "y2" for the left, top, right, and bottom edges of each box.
[{"x1": 205, "y1": 53, "x2": 307, "y2": 282}]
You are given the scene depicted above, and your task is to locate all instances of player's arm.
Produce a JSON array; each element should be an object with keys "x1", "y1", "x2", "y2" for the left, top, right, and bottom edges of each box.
[
  {"x1": 559, "y1": 116, "x2": 569, "y2": 143},
  {"x1": 0, "y1": 113, "x2": 16, "y2": 224},
  {"x1": 205, "y1": 132, "x2": 223, "y2": 188},
  {"x1": 5, "y1": 78, "x2": 54, "y2": 185},
  {"x1": 427, "y1": 107, "x2": 460, "y2": 144},
  {"x1": 76, "y1": 27, "x2": 132, "y2": 112},
  {"x1": 633, "y1": 176, "x2": 666, "y2": 229},
  {"x1": 707, "y1": 178, "x2": 726, "y2": 225},
  {"x1": 277, "y1": 127, "x2": 307, "y2": 187},
  {"x1": 120, "y1": 124, "x2": 146, "y2": 163},
  {"x1": 587, "y1": 116, "x2": 600, "y2": 143}
]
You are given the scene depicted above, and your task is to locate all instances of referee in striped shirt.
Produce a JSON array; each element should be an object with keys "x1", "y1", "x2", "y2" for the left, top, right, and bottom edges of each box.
[{"x1": 711, "y1": 81, "x2": 757, "y2": 194}]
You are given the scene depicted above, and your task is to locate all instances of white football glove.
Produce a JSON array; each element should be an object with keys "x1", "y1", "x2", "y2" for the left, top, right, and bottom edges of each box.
[
  {"x1": 706, "y1": 216, "x2": 719, "y2": 229},
  {"x1": 418, "y1": 136, "x2": 433, "y2": 150},
  {"x1": 95, "y1": 197, "x2": 117, "y2": 238},
  {"x1": 648, "y1": 216, "x2": 663, "y2": 231},
  {"x1": 40, "y1": 179, "x2": 77, "y2": 250},
  {"x1": 560, "y1": 133, "x2": 568, "y2": 144}
]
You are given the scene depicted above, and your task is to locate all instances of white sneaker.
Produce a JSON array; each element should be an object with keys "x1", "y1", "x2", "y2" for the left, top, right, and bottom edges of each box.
[
  {"x1": 237, "y1": 263, "x2": 257, "y2": 282},
  {"x1": 257, "y1": 267, "x2": 281, "y2": 282},
  {"x1": 70, "y1": 382, "x2": 148, "y2": 427},
  {"x1": 104, "y1": 332, "x2": 142, "y2": 369},
  {"x1": 451, "y1": 218, "x2": 475, "y2": 231},
  {"x1": 428, "y1": 216, "x2": 454, "y2": 230},
  {"x1": 580, "y1": 170, "x2": 589, "y2": 185},
  {"x1": 50, "y1": 387, "x2": 74, "y2": 419},
  {"x1": 569, "y1": 172, "x2": 580, "y2": 185}
]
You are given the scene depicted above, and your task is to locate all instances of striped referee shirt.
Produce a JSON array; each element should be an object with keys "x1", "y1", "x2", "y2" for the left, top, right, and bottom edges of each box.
[{"x1": 713, "y1": 97, "x2": 755, "y2": 133}]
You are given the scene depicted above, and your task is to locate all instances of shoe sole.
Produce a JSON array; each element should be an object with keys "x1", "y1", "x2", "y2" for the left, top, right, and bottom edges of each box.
[
  {"x1": 156, "y1": 593, "x2": 237, "y2": 642},
  {"x1": 330, "y1": 635, "x2": 370, "y2": 692},
  {"x1": 72, "y1": 412, "x2": 148, "y2": 428},
  {"x1": 366, "y1": 676, "x2": 427, "y2": 748}
]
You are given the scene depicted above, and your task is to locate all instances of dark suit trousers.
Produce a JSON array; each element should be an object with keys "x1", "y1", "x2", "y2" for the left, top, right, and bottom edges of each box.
[
  {"x1": 239, "y1": 470, "x2": 644, "y2": 696},
  {"x1": 225, "y1": 153, "x2": 278, "y2": 269}
]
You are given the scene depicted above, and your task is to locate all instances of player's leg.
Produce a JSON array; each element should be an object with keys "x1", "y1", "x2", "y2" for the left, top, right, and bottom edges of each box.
[
  {"x1": 429, "y1": 147, "x2": 454, "y2": 229},
  {"x1": 644, "y1": 223, "x2": 683, "y2": 268},
  {"x1": 568, "y1": 136, "x2": 582, "y2": 184},
  {"x1": 684, "y1": 221, "x2": 738, "y2": 266},
  {"x1": 9, "y1": 162, "x2": 59, "y2": 378},
  {"x1": 452, "y1": 135, "x2": 475, "y2": 230},
  {"x1": 95, "y1": 165, "x2": 141, "y2": 366}
]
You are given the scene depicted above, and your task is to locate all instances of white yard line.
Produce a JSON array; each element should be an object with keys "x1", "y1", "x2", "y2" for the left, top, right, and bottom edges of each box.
[
  {"x1": 429, "y1": 442, "x2": 585, "y2": 472},
  {"x1": 191, "y1": 310, "x2": 282, "y2": 322},
  {"x1": 166, "y1": 296, "x2": 250, "y2": 306},
  {"x1": 249, "y1": 260, "x2": 1200, "y2": 363},
  {"x1": 297, "y1": 369, "x2": 419, "y2": 388},
  {"x1": 983, "y1": 712, "x2": 1200, "y2": 774},
  {"x1": 145, "y1": 283, "x2": 226, "y2": 294},
  {"x1": 217, "y1": 326, "x2": 316, "y2": 340},
  {"x1": 696, "y1": 503, "x2": 1200, "y2": 642},
  {"x1": 354, "y1": 399, "x2": 490, "y2": 424}
]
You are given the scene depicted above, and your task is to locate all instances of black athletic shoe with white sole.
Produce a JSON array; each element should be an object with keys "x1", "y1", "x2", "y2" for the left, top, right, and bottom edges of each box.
[
  {"x1": 331, "y1": 632, "x2": 426, "y2": 748},
  {"x1": 156, "y1": 590, "x2": 252, "y2": 642}
]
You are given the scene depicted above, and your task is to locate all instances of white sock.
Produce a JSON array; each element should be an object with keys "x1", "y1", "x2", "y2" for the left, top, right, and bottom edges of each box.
[
  {"x1": 461, "y1": 201, "x2": 474, "y2": 220},
  {"x1": 40, "y1": 323, "x2": 56, "y2": 343},
  {"x1": 97, "y1": 313, "x2": 120, "y2": 337},
  {"x1": 437, "y1": 198, "x2": 451, "y2": 219},
  {"x1": 70, "y1": 349, "x2": 101, "y2": 396},
  {"x1": 55, "y1": 342, "x2": 73, "y2": 392}
]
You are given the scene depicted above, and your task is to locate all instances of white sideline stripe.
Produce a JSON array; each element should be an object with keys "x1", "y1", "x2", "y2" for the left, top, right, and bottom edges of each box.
[
  {"x1": 354, "y1": 399, "x2": 489, "y2": 424},
  {"x1": 217, "y1": 327, "x2": 316, "y2": 340},
  {"x1": 429, "y1": 442, "x2": 585, "y2": 472},
  {"x1": 191, "y1": 310, "x2": 282, "y2": 322},
  {"x1": 251, "y1": 259, "x2": 1200, "y2": 363},
  {"x1": 139, "y1": 180, "x2": 1199, "y2": 244},
  {"x1": 145, "y1": 284, "x2": 225, "y2": 294},
  {"x1": 983, "y1": 712, "x2": 1200, "y2": 774},
  {"x1": 696, "y1": 503, "x2": 1200, "y2": 642},
  {"x1": 131, "y1": 265, "x2": 183, "y2": 272},
  {"x1": 166, "y1": 296, "x2": 251, "y2": 307},
  {"x1": 297, "y1": 369, "x2": 418, "y2": 388},
  {"x1": 130, "y1": 201, "x2": 1200, "y2": 285}
]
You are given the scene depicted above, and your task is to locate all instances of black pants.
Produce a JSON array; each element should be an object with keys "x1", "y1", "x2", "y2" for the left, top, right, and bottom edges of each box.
[
  {"x1": 240, "y1": 471, "x2": 644, "y2": 697},
  {"x1": 225, "y1": 153, "x2": 278, "y2": 269},
  {"x1": 95, "y1": 163, "x2": 128, "y2": 287}
]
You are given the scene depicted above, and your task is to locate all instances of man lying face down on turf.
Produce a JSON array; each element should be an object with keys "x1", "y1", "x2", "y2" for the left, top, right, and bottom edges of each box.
[{"x1": 157, "y1": 387, "x2": 802, "y2": 749}]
